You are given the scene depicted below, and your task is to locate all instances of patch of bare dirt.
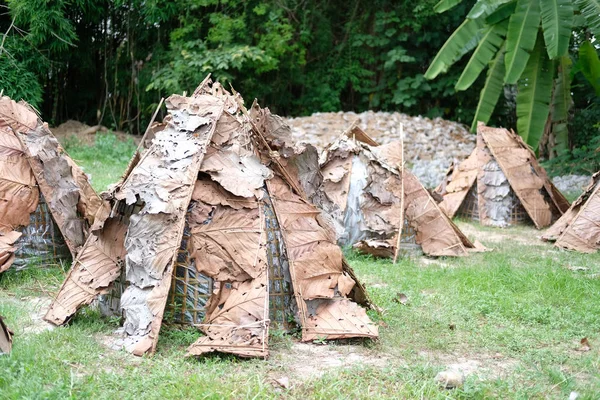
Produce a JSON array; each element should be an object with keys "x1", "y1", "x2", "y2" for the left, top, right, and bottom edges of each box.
[
  {"x1": 370, "y1": 283, "x2": 389, "y2": 289},
  {"x1": 51, "y1": 120, "x2": 140, "y2": 146},
  {"x1": 420, "y1": 258, "x2": 452, "y2": 269},
  {"x1": 1, "y1": 296, "x2": 55, "y2": 335},
  {"x1": 95, "y1": 332, "x2": 124, "y2": 352},
  {"x1": 94, "y1": 333, "x2": 145, "y2": 369},
  {"x1": 455, "y1": 222, "x2": 545, "y2": 247},
  {"x1": 22, "y1": 296, "x2": 54, "y2": 334},
  {"x1": 270, "y1": 342, "x2": 392, "y2": 381},
  {"x1": 419, "y1": 350, "x2": 518, "y2": 380}
]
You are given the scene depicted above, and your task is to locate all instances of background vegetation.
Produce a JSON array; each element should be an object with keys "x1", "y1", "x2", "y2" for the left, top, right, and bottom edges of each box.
[
  {"x1": 426, "y1": 0, "x2": 600, "y2": 159},
  {"x1": 0, "y1": 0, "x2": 598, "y2": 171},
  {"x1": 0, "y1": 0, "x2": 482, "y2": 131}
]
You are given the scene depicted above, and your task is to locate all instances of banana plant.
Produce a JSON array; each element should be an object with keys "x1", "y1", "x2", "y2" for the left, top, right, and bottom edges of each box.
[
  {"x1": 425, "y1": 0, "x2": 599, "y2": 153},
  {"x1": 577, "y1": 40, "x2": 600, "y2": 96}
]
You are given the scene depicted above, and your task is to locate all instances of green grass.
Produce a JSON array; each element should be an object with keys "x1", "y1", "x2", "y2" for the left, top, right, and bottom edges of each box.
[
  {"x1": 1, "y1": 137, "x2": 600, "y2": 399},
  {"x1": 2, "y1": 226, "x2": 599, "y2": 399},
  {"x1": 63, "y1": 133, "x2": 137, "y2": 192},
  {"x1": 564, "y1": 191, "x2": 584, "y2": 203}
]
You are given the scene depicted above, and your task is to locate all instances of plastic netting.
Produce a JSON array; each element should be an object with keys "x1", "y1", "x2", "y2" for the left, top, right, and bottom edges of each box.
[
  {"x1": 100, "y1": 194, "x2": 297, "y2": 331},
  {"x1": 12, "y1": 195, "x2": 71, "y2": 270}
]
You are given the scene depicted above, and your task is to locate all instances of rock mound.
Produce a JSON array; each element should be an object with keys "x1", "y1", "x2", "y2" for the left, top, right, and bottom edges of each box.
[{"x1": 286, "y1": 111, "x2": 475, "y2": 188}]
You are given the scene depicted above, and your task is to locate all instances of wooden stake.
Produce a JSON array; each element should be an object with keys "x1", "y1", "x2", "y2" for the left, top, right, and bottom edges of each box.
[{"x1": 393, "y1": 123, "x2": 405, "y2": 264}]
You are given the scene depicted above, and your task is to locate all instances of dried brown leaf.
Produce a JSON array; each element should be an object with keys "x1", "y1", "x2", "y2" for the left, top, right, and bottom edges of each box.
[
  {"x1": 353, "y1": 239, "x2": 395, "y2": 258},
  {"x1": 5, "y1": 99, "x2": 102, "y2": 255},
  {"x1": 0, "y1": 153, "x2": 39, "y2": 232},
  {"x1": 44, "y1": 213, "x2": 127, "y2": 325},
  {"x1": 0, "y1": 128, "x2": 24, "y2": 156},
  {"x1": 200, "y1": 144, "x2": 272, "y2": 199},
  {"x1": 402, "y1": 170, "x2": 478, "y2": 256},
  {"x1": 46, "y1": 92, "x2": 224, "y2": 358},
  {"x1": 320, "y1": 152, "x2": 353, "y2": 212},
  {"x1": 187, "y1": 272, "x2": 269, "y2": 358},
  {"x1": 579, "y1": 337, "x2": 591, "y2": 352},
  {"x1": 191, "y1": 178, "x2": 258, "y2": 210},
  {"x1": 0, "y1": 96, "x2": 38, "y2": 132},
  {"x1": 114, "y1": 94, "x2": 224, "y2": 355},
  {"x1": 320, "y1": 134, "x2": 478, "y2": 257},
  {"x1": 436, "y1": 150, "x2": 478, "y2": 218},
  {"x1": 479, "y1": 124, "x2": 566, "y2": 229},
  {"x1": 267, "y1": 176, "x2": 377, "y2": 341},
  {"x1": 0, "y1": 231, "x2": 22, "y2": 273},
  {"x1": 302, "y1": 298, "x2": 378, "y2": 341},
  {"x1": 0, "y1": 315, "x2": 13, "y2": 354},
  {"x1": 545, "y1": 172, "x2": 600, "y2": 253},
  {"x1": 345, "y1": 123, "x2": 380, "y2": 147},
  {"x1": 189, "y1": 180, "x2": 266, "y2": 282}
]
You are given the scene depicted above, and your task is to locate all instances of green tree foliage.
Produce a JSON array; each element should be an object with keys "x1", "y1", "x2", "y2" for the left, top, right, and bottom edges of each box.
[
  {"x1": 0, "y1": 0, "x2": 480, "y2": 133},
  {"x1": 0, "y1": 0, "x2": 596, "y2": 163},
  {"x1": 0, "y1": 34, "x2": 43, "y2": 106},
  {"x1": 577, "y1": 40, "x2": 600, "y2": 96},
  {"x1": 0, "y1": 0, "x2": 71, "y2": 107},
  {"x1": 426, "y1": 0, "x2": 600, "y2": 154},
  {"x1": 145, "y1": 0, "x2": 483, "y2": 121}
]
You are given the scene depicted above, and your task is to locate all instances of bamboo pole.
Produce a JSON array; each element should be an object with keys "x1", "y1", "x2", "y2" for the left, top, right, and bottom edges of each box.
[{"x1": 393, "y1": 123, "x2": 405, "y2": 264}]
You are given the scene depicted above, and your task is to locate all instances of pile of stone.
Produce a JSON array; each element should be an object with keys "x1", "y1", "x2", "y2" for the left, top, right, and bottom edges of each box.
[
  {"x1": 551, "y1": 175, "x2": 593, "y2": 195},
  {"x1": 286, "y1": 111, "x2": 592, "y2": 193},
  {"x1": 286, "y1": 111, "x2": 475, "y2": 188}
]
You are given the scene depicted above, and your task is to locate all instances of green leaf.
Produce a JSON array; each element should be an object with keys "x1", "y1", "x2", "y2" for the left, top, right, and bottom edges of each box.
[
  {"x1": 540, "y1": 0, "x2": 573, "y2": 59},
  {"x1": 574, "y1": 0, "x2": 600, "y2": 39},
  {"x1": 456, "y1": 31, "x2": 487, "y2": 60},
  {"x1": 468, "y1": 0, "x2": 513, "y2": 19},
  {"x1": 486, "y1": 1, "x2": 518, "y2": 24},
  {"x1": 471, "y1": 45, "x2": 506, "y2": 131},
  {"x1": 516, "y1": 35, "x2": 554, "y2": 148},
  {"x1": 551, "y1": 122, "x2": 569, "y2": 154},
  {"x1": 456, "y1": 22, "x2": 508, "y2": 90},
  {"x1": 434, "y1": 0, "x2": 464, "y2": 13},
  {"x1": 550, "y1": 56, "x2": 572, "y2": 154},
  {"x1": 504, "y1": 0, "x2": 541, "y2": 84},
  {"x1": 578, "y1": 40, "x2": 600, "y2": 95},
  {"x1": 551, "y1": 56, "x2": 572, "y2": 122},
  {"x1": 425, "y1": 18, "x2": 484, "y2": 80}
]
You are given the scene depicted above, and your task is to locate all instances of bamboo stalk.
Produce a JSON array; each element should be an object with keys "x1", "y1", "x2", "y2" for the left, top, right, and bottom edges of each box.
[{"x1": 393, "y1": 123, "x2": 405, "y2": 264}]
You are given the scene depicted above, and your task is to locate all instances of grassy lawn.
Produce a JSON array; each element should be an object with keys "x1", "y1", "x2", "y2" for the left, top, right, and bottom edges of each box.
[
  {"x1": 63, "y1": 133, "x2": 138, "y2": 192},
  {"x1": 1, "y1": 136, "x2": 599, "y2": 399}
]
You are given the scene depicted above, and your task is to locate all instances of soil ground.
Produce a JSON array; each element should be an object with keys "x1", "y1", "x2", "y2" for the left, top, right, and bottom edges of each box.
[{"x1": 0, "y1": 125, "x2": 599, "y2": 399}]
